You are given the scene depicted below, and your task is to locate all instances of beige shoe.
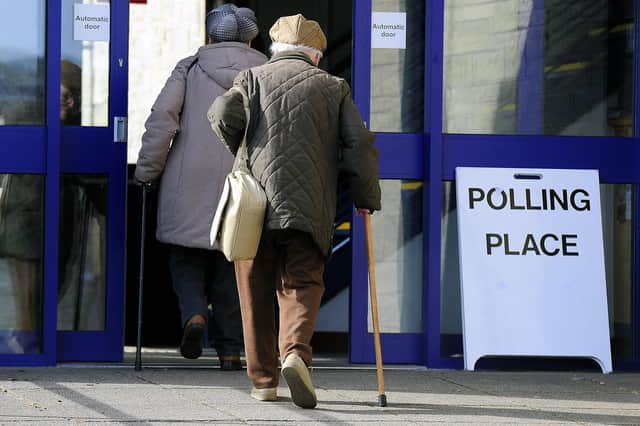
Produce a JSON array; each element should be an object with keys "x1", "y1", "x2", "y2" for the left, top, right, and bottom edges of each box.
[
  {"x1": 281, "y1": 353, "x2": 317, "y2": 409},
  {"x1": 251, "y1": 387, "x2": 277, "y2": 401}
]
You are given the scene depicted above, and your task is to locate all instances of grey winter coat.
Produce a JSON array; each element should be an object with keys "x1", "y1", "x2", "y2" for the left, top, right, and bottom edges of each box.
[
  {"x1": 135, "y1": 42, "x2": 267, "y2": 249},
  {"x1": 208, "y1": 52, "x2": 381, "y2": 257}
]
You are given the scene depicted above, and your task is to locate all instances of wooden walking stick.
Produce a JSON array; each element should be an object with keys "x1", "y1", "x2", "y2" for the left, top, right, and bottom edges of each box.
[{"x1": 364, "y1": 211, "x2": 387, "y2": 407}]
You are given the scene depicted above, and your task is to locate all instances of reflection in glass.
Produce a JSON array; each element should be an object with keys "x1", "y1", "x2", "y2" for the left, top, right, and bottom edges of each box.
[
  {"x1": 370, "y1": 0, "x2": 424, "y2": 133},
  {"x1": 440, "y1": 182, "x2": 462, "y2": 357},
  {"x1": 443, "y1": 0, "x2": 634, "y2": 136},
  {"x1": 0, "y1": 1, "x2": 46, "y2": 125},
  {"x1": 440, "y1": 182, "x2": 637, "y2": 360},
  {"x1": 601, "y1": 184, "x2": 636, "y2": 360},
  {"x1": 0, "y1": 174, "x2": 44, "y2": 354},
  {"x1": 61, "y1": 0, "x2": 110, "y2": 127},
  {"x1": 368, "y1": 180, "x2": 423, "y2": 334},
  {"x1": 61, "y1": 60, "x2": 82, "y2": 125},
  {"x1": 58, "y1": 175, "x2": 107, "y2": 331}
]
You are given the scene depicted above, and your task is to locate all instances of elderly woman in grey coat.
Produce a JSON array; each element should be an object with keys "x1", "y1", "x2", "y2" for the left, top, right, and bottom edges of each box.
[{"x1": 134, "y1": 4, "x2": 267, "y2": 369}]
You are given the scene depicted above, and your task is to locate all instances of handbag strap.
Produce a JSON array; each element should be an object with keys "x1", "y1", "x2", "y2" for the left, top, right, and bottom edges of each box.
[{"x1": 229, "y1": 85, "x2": 251, "y2": 173}]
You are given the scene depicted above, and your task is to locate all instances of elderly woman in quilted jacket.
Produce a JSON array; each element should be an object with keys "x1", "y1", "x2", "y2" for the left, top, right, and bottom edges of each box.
[{"x1": 209, "y1": 14, "x2": 381, "y2": 409}]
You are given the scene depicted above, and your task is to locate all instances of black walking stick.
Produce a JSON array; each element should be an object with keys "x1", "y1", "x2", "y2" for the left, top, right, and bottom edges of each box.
[
  {"x1": 364, "y1": 211, "x2": 387, "y2": 407},
  {"x1": 135, "y1": 183, "x2": 151, "y2": 371}
]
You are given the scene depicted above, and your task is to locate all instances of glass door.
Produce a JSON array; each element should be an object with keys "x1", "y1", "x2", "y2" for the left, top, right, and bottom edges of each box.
[
  {"x1": 350, "y1": 0, "x2": 639, "y2": 370},
  {"x1": 433, "y1": 0, "x2": 639, "y2": 369},
  {"x1": 350, "y1": 0, "x2": 427, "y2": 364},
  {"x1": 56, "y1": 0, "x2": 128, "y2": 362},
  {"x1": 0, "y1": 0, "x2": 58, "y2": 366}
]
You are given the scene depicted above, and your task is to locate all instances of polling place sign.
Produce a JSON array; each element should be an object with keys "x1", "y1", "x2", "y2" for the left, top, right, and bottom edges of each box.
[{"x1": 455, "y1": 167, "x2": 612, "y2": 373}]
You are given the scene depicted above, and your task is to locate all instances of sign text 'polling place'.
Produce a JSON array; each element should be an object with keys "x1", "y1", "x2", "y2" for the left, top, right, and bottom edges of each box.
[{"x1": 455, "y1": 167, "x2": 611, "y2": 373}]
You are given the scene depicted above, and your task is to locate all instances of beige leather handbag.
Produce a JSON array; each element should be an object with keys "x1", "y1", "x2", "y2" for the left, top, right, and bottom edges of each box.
[{"x1": 210, "y1": 86, "x2": 267, "y2": 261}]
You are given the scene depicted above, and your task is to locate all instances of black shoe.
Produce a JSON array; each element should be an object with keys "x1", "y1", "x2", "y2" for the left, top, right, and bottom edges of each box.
[
  {"x1": 220, "y1": 358, "x2": 243, "y2": 371},
  {"x1": 180, "y1": 323, "x2": 205, "y2": 359}
]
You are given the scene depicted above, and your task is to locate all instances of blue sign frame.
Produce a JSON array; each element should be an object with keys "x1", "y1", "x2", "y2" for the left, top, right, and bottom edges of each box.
[{"x1": 351, "y1": 0, "x2": 640, "y2": 370}]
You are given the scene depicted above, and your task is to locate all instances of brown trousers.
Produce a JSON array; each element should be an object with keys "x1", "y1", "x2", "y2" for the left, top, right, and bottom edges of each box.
[{"x1": 235, "y1": 229, "x2": 325, "y2": 389}]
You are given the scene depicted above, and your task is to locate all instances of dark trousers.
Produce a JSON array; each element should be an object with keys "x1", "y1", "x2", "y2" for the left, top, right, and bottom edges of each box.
[
  {"x1": 235, "y1": 229, "x2": 325, "y2": 389},
  {"x1": 168, "y1": 245, "x2": 242, "y2": 357}
]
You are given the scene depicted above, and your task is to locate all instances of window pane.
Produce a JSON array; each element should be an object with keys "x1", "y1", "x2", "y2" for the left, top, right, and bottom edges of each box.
[
  {"x1": 440, "y1": 182, "x2": 637, "y2": 361},
  {"x1": 443, "y1": 0, "x2": 634, "y2": 136},
  {"x1": 370, "y1": 0, "x2": 424, "y2": 133},
  {"x1": 368, "y1": 180, "x2": 423, "y2": 334},
  {"x1": 58, "y1": 175, "x2": 107, "y2": 331},
  {"x1": 61, "y1": 0, "x2": 110, "y2": 127},
  {"x1": 0, "y1": 1, "x2": 46, "y2": 126},
  {"x1": 440, "y1": 182, "x2": 462, "y2": 357},
  {"x1": 0, "y1": 174, "x2": 44, "y2": 354},
  {"x1": 601, "y1": 184, "x2": 636, "y2": 360}
]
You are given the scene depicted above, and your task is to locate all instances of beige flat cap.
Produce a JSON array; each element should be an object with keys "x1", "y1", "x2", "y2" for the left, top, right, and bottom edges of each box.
[{"x1": 269, "y1": 14, "x2": 327, "y2": 52}]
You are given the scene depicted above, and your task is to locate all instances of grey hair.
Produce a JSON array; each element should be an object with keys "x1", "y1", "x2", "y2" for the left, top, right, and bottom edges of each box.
[{"x1": 270, "y1": 42, "x2": 323, "y2": 59}]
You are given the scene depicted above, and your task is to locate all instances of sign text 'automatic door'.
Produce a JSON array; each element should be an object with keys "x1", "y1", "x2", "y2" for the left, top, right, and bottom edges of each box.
[{"x1": 456, "y1": 168, "x2": 612, "y2": 373}]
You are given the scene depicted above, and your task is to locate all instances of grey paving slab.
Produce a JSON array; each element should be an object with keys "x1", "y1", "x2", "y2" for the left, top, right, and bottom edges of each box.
[{"x1": 0, "y1": 366, "x2": 639, "y2": 424}]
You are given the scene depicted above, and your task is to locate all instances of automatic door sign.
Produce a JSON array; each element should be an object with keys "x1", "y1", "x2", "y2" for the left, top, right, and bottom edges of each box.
[
  {"x1": 74, "y1": 4, "x2": 110, "y2": 42},
  {"x1": 371, "y1": 12, "x2": 406, "y2": 49},
  {"x1": 455, "y1": 168, "x2": 612, "y2": 373}
]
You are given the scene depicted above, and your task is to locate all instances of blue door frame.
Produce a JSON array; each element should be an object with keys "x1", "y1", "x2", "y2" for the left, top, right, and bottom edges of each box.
[
  {"x1": 350, "y1": 0, "x2": 640, "y2": 370},
  {"x1": 350, "y1": 0, "x2": 425, "y2": 365},
  {"x1": 57, "y1": 0, "x2": 129, "y2": 362},
  {"x1": 0, "y1": 0, "x2": 128, "y2": 366},
  {"x1": 0, "y1": 1, "x2": 61, "y2": 366}
]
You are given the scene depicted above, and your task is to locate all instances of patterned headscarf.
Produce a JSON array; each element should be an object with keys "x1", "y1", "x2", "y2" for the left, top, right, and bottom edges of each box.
[{"x1": 206, "y1": 4, "x2": 259, "y2": 43}]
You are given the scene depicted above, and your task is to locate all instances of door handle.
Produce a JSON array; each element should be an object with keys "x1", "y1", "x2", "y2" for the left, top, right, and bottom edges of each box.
[{"x1": 114, "y1": 116, "x2": 127, "y2": 143}]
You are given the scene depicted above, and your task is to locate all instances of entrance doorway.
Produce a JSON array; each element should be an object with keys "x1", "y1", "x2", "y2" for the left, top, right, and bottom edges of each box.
[{"x1": 125, "y1": 0, "x2": 355, "y2": 357}]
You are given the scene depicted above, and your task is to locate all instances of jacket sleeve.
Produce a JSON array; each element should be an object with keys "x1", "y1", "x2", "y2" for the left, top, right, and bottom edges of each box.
[
  {"x1": 134, "y1": 55, "x2": 196, "y2": 183},
  {"x1": 207, "y1": 71, "x2": 249, "y2": 156},
  {"x1": 339, "y1": 83, "x2": 382, "y2": 211}
]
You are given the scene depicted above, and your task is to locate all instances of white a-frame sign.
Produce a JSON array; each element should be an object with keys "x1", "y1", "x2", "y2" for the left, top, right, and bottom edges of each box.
[{"x1": 456, "y1": 167, "x2": 612, "y2": 373}]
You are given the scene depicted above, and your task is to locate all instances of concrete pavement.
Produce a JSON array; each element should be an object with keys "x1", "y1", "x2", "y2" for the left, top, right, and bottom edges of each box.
[{"x1": 1, "y1": 353, "x2": 639, "y2": 424}]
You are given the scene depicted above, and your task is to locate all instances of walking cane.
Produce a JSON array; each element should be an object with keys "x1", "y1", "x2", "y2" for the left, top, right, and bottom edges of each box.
[
  {"x1": 363, "y1": 211, "x2": 387, "y2": 407},
  {"x1": 134, "y1": 183, "x2": 151, "y2": 371}
]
